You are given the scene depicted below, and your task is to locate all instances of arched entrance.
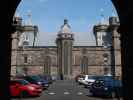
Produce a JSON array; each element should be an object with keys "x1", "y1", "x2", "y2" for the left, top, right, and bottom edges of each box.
[{"x1": 0, "y1": 0, "x2": 132, "y2": 100}]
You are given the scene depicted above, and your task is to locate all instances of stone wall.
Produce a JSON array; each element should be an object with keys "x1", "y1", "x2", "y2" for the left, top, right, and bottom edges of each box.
[{"x1": 11, "y1": 46, "x2": 122, "y2": 79}]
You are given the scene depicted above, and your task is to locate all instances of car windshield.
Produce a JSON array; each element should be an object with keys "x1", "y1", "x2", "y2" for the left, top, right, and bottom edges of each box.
[{"x1": 18, "y1": 80, "x2": 29, "y2": 85}]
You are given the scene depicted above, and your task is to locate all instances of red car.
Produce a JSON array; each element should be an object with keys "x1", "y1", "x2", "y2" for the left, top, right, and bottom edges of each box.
[{"x1": 10, "y1": 79, "x2": 43, "y2": 97}]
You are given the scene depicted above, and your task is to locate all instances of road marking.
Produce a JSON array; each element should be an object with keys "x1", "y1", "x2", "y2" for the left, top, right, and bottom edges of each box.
[
  {"x1": 64, "y1": 92, "x2": 70, "y2": 95},
  {"x1": 77, "y1": 92, "x2": 83, "y2": 95},
  {"x1": 48, "y1": 92, "x2": 55, "y2": 95}
]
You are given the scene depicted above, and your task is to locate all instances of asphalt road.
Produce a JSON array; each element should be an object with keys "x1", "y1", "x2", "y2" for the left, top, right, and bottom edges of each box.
[{"x1": 12, "y1": 80, "x2": 123, "y2": 100}]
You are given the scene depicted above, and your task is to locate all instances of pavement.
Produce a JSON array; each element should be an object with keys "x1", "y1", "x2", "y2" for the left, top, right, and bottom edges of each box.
[{"x1": 11, "y1": 80, "x2": 123, "y2": 100}]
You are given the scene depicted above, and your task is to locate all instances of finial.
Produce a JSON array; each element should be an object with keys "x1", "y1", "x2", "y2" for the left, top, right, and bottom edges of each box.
[
  {"x1": 59, "y1": 19, "x2": 71, "y2": 33},
  {"x1": 27, "y1": 10, "x2": 32, "y2": 25},
  {"x1": 111, "y1": 7, "x2": 116, "y2": 17},
  {"x1": 100, "y1": 8, "x2": 104, "y2": 24},
  {"x1": 64, "y1": 19, "x2": 68, "y2": 25}
]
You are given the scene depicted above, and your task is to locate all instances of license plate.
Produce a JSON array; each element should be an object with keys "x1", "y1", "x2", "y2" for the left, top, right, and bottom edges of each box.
[
  {"x1": 45, "y1": 84, "x2": 48, "y2": 86},
  {"x1": 38, "y1": 89, "x2": 42, "y2": 91}
]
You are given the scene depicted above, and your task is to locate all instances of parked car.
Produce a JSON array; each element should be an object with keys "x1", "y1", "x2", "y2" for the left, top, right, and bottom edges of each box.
[
  {"x1": 10, "y1": 79, "x2": 42, "y2": 97},
  {"x1": 78, "y1": 75, "x2": 94, "y2": 85},
  {"x1": 38, "y1": 74, "x2": 53, "y2": 84},
  {"x1": 77, "y1": 75, "x2": 85, "y2": 84},
  {"x1": 89, "y1": 78, "x2": 122, "y2": 98},
  {"x1": 77, "y1": 75, "x2": 112, "y2": 87},
  {"x1": 83, "y1": 75, "x2": 113, "y2": 88},
  {"x1": 22, "y1": 75, "x2": 49, "y2": 89}
]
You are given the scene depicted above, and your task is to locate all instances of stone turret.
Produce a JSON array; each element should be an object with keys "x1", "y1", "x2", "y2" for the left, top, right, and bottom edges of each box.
[
  {"x1": 93, "y1": 24, "x2": 109, "y2": 47},
  {"x1": 56, "y1": 19, "x2": 74, "y2": 80},
  {"x1": 11, "y1": 16, "x2": 23, "y2": 76},
  {"x1": 93, "y1": 16, "x2": 121, "y2": 77},
  {"x1": 108, "y1": 17, "x2": 121, "y2": 79}
]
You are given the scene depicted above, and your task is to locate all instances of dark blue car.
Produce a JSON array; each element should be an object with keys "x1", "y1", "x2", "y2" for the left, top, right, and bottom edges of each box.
[
  {"x1": 89, "y1": 77, "x2": 122, "y2": 98},
  {"x1": 38, "y1": 74, "x2": 53, "y2": 84},
  {"x1": 23, "y1": 75, "x2": 49, "y2": 89}
]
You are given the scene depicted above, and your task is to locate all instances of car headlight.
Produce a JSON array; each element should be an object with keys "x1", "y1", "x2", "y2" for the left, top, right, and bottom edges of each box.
[
  {"x1": 104, "y1": 87, "x2": 108, "y2": 90},
  {"x1": 37, "y1": 82, "x2": 42, "y2": 85},
  {"x1": 45, "y1": 84, "x2": 48, "y2": 86},
  {"x1": 28, "y1": 86, "x2": 35, "y2": 90}
]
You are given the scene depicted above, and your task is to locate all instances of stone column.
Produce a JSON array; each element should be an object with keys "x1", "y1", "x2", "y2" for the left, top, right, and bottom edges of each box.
[{"x1": 11, "y1": 32, "x2": 19, "y2": 76}]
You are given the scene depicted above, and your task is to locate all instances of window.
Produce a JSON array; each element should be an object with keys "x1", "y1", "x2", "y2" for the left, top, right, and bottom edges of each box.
[
  {"x1": 75, "y1": 55, "x2": 81, "y2": 65},
  {"x1": 24, "y1": 56, "x2": 28, "y2": 63}
]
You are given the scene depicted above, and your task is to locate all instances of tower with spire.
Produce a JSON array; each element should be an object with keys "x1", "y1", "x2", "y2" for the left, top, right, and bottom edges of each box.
[
  {"x1": 56, "y1": 19, "x2": 74, "y2": 80},
  {"x1": 27, "y1": 10, "x2": 32, "y2": 25},
  {"x1": 93, "y1": 8, "x2": 111, "y2": 48},
  {"x1": 19, "y1": 10, "x2": 35, "y2": 47}
]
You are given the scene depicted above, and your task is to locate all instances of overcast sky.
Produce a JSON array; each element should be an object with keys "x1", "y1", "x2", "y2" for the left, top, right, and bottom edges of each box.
[{"x1": 16, "y1": 0, "x2": 117, "y2": 46}]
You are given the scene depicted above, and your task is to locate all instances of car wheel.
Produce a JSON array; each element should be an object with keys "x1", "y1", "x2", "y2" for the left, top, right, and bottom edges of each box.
[{"x1": 20, "y1": 91, "x2": 29, "y2": 98}]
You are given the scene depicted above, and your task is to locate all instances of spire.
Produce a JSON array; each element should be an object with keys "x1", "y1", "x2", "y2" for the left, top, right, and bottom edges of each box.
[
  {"x1": 98, "y1": 8, "x2": 108, "y2": 25},
  {"x1": 99, "y1": 8, "x2": 105, "y2": 24},
  {"x1": 27, "y1": 10, "x2": 32, "y2": 25},
  {"x1": 111, "y1": 7, "x2": 116, "y2": 17},
  {"x1": 59, "y1": 19, "x2": 71, "y2": 33},
  {"x1": 64, "y1": 19, "x2": 68, "y2": 25}
]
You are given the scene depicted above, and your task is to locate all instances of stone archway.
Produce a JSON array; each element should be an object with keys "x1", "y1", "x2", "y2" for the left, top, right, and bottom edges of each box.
[{"x1": 0, "y1": 0, "x2": 132, "y2": 100}]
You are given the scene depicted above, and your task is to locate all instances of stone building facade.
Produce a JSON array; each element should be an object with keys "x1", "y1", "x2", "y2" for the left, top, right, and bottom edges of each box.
[{"x1": 11, "y1": 16, "x2": 122, "y2": 80}]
